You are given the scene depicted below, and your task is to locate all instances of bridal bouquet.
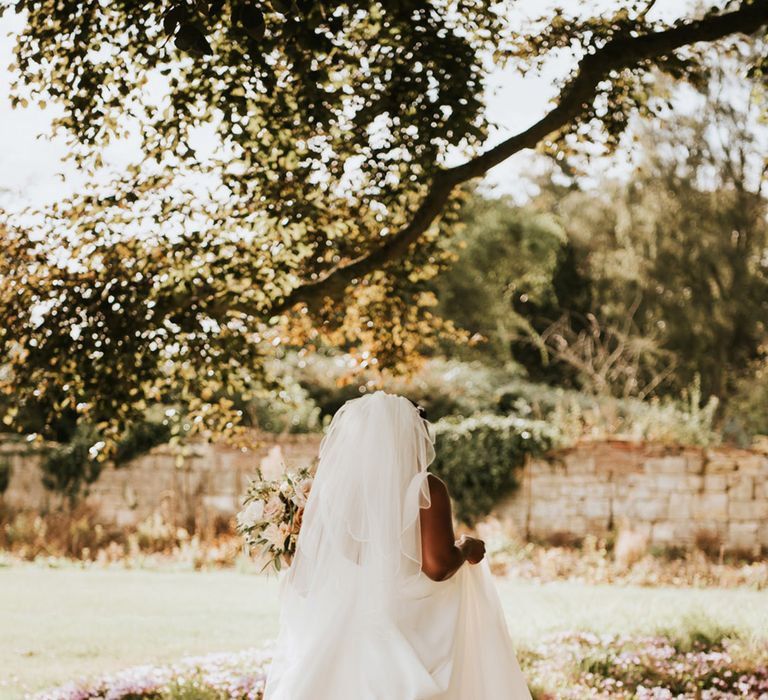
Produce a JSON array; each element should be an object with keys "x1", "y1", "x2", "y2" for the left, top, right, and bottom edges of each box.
[{"x1": 237, "y1": 466, "x2": 313, "y2": 571}]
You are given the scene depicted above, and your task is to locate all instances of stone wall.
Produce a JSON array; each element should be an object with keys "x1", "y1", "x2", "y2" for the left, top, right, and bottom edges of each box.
[
  {"x1": 500, "y1": 440, "x2": 768, "y2": 553},
  {"x1": 0, "y1": 433, "x2": 322, "y2": 531},
  {"x1": 2, "y1": 435, "x2": 767, "y2": 552}
]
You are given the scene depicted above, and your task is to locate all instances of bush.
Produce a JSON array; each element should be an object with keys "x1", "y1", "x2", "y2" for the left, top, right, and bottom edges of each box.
[
  {"x1": 40, "y1": 424, "x2": 103, "y2": 497},
  {"x1": 721, "y1": 359, "x2": 768, "y2": 446},
  {"x1": 41, "y1": 419, "x2": 175, "y2": 497},
  {"x1": 658, "y1": 610, "x2": 742, "y2": 653},
  {"x1": 292, "y1": 354, "x2": 513, "y2": 421},
  {"x1": 0, "y1": 502, "x2": 110, "y2": 558},
  {"x1": 431, "y1": 413, "x2": 561, "y2": 524},
  {"x1": 113, "y1": 420, "x2": 171, "y2": 466},
  {"x1": 495, "y1": 377, "x2": 721, "y2": 447}
]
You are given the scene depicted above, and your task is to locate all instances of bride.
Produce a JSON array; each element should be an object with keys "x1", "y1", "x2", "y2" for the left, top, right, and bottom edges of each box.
[{"x1": 264, "y1": 391, "x2": 532, "y2": 699}]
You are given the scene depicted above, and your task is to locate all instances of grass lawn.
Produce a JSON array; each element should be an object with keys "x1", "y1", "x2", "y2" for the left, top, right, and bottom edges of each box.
[{"x1": 2, "y1": 564, "x2": 768, "y2": 700}]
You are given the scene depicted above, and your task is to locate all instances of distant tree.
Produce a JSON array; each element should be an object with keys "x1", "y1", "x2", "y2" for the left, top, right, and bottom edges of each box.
[
  {"x1": 434, "y1": 194, "x2": 566, "y2": 366},
  {"x1": 536, "y1": 74, "x2": 768, "y2": 400},
  {"x1": 1, "y1": 1, "x2": 767, "y2": 452}
]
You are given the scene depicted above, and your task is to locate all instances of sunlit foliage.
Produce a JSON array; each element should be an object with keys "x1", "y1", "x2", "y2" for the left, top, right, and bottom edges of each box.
[{"x1": 0, "y1": 0, "x2": 766, "y2": 463}]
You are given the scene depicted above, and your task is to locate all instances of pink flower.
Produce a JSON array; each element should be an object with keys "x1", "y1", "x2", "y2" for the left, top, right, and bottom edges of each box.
[
  {"x1": 263, "y1": 495, "x2": 285, "y2": 523},
  {"x1": 291, "y1": 478, "x2": 313, "y2": 507}
]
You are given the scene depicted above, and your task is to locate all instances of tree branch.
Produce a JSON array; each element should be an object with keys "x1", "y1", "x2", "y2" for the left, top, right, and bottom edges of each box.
[{"x1": 275, "y1": 0, "x2": 768, "y2": 313}]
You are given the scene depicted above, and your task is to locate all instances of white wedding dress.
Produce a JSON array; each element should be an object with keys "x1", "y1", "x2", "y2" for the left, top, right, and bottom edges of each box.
[{"x1": 264, "y1": 391, "x2": 532, "y2": 700}]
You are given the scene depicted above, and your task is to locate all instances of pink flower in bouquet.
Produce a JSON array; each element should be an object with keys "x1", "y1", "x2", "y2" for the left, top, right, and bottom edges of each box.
[
  {"x1": 263, "y1": 495, "x2": 285, "y2": 522},
  {"x1": 292, "y1": 477, "x2": 313, "y2": 507},
  {"x1": 263, "y1": 522, "x2": 291, "y2": 551}
]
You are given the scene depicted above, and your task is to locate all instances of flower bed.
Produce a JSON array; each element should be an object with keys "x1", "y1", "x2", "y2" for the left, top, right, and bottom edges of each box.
[
  {"x1": 30, "y1": 634, "x2": 768, "y2": 700},
  {"x1": 30, "y1": 648, "x2": 270, "y2": 700},
  {"x1": 523, "y1": 633, "x2": 768, "y2": 699}
]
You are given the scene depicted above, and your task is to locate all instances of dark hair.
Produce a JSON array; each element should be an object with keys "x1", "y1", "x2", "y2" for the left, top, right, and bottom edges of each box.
[{"x1": 408, "y1": 398, "x2": 428, "y2": 421}]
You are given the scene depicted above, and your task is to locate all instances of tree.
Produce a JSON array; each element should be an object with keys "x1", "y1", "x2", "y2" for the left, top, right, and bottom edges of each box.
[
  {"x1": 434, "y1": 195, "x2": 566, "y2": 366},
  {"x1": 520, "y1": 75, "x2": 768, "y2": 402},
  {"x1": 1, "y1": 0, "x2": 767, "y2": 452}
]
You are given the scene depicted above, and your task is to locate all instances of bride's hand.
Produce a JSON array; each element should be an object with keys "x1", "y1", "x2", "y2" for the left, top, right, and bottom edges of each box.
[{"x1": 456, "y1": 535, "x2": 485, "y2": 565}]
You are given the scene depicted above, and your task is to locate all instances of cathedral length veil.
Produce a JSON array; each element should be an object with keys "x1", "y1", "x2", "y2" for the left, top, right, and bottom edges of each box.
[{"x1": 264, "y1": 391, "x2": 532, "y2": 700}]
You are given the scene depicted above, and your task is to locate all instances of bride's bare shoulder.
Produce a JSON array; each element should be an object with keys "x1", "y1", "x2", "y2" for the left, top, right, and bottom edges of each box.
[{"x1": 425, "y1": 473, "x2": 450, "y2": 506}]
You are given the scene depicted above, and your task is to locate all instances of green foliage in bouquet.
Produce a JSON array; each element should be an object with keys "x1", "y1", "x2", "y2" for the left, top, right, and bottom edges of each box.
[
  {"x1": 237, "y1": 466, "x2": 314, "y2": 572},
  {"x1": 431, "y1": 414, "x2": 561, "y2": 525}
]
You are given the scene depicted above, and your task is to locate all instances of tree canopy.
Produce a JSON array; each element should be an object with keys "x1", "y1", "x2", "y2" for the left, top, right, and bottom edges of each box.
[
  {"x1": 1, "y1": 0, "x2": 767, "y2": 453},
  {"x1": 438, "y1": 76, "x2": 768, "y2": 413}
]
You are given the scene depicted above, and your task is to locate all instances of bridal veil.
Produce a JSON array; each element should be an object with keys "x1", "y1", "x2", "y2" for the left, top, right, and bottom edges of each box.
[{"x1": 264, "y1": 390, "x2": 532, "y2": 700}]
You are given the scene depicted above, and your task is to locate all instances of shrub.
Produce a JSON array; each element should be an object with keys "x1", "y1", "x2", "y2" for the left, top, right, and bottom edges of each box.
[
  {"x1": 495, "y1": 377, "x2": 721, "y2": 446},
  {"x1": 431, "y1": 413, "x2": 561, "y2": 524},
  {"x1": 41, "y1": 419, "x2": 175, "y2": 497},
  {"x1": 0, "y1": 502, "x2": 110, "y2": 558},
  {"x1": 40, "y1": 424, "x2": 103, "y2": 497},
  {"x1": 658, "y1": 610, "x2": 742, "y2": 653},
  {"x1": 113, "y1": 420, "x2": 171, "y2": 466},
  {"x1": 292, "y1": 354, "x2": 512, "y2": 421}
]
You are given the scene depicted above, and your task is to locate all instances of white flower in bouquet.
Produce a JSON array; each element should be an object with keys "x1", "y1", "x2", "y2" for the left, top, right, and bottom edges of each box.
[
  {"x1": 237, "y1": 499, "x2": 265, "y2": 529},
  {"x1": 291, "y1": 477, "x2": 313, "y2": 507},
  {"x1": 263, "y1": 495, "x2": 286, "y2": 522},
  {"x1": 239, "y1": 464, "x2": 314, "y2": 571},
  {"x1": 262, "y1": 522, "x2": 291, "y2": 551}
]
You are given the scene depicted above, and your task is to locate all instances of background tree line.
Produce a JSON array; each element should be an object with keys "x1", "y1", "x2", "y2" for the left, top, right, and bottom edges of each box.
[{"x1": 436, "y1": 85, "x2": 768, "y2": 441}]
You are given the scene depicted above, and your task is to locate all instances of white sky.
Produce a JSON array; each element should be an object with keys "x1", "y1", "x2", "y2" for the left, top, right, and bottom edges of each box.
[{"x1": 0, "y1": 0, "x2": 711, "y2": 213}]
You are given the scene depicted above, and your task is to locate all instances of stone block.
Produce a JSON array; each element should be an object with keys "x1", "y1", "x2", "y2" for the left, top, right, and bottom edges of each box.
[
  {"x1": 759, "y1": 524, "x2": 768, "y2": 548},
  {"x1": 210, "y1": 467, "x2": 238, "y2": 493},
  {"x1": 114, "y1": 508, "x2": 139, "y2": 528},
  {"x1": 568, "y1": 516, "x2": 589, "y2": 534},
  {"x1": 735, "y1": 455, "x2": 768, "y2": 476},
  {"x1": 623, "y1": 473, "x2": 647, "y2": 488},
  {"x1": 531, "y1": 501, "x2": 562, "y2": 520},
  {"x1": 702, "y1": 474, "x2": 727, "y2": 492},
  {"x1": 529, "y1": 460, "x2": 554, "y2": 476},
  {"x1": 672, "y1": 522, "x2": 696, "y2": 544},
  {"x1": 645, "y1": 456, "x2": 687, "y2": 475},
  {"x1": 656, "y1": 474, "x2": 694, "y2": 493},
  {"x1": 692, "y1": 493, "x2": 728, "y2": 521},
  {"x1": 727, "y1": 476, "x2": 754, "y2": 501},
  {"x1": 631, "y1": 498, "x2": 668, "y2": 521},
  {"x1": 202, "y1": 494, "x2": 237, "y2": 514},
  {"x1": 728, "y1": 499, "x2": 768, "y2": 521},
  {"x1": 686, "y1": 453, "x2": 705, "y2": 473},
  {"x1": 215, "y1": 451, "x2": 241, "y2": 472},
  {"x1": 564, "y1": 454, "x2": 596, "y2": 475},
  {"x1": 583, "y1": 498, "x2": 611, "y2": 520},
  {"x1": 623, "y1": 483, "x2": 659, "y2": 501},
  {"x1": 705, "y1": 455, "x2": 737, "y2": 474},
  {"x1": 668, "y1": 493, "x2": 692, "y2": 520},
  {"x1": 530, "y1": 479, "x2": 561, "y2": 499},
  {"x1": 651, "y1": 521, "x2": 676, "y2": 543},
  {"x1": 578, "y1": 483, "x2": 612, "y2": 500},
  {"x1": 606, "y1": 458, "x2": 646, "y2": 477},
  {"x1": 727, "y1": 522, "x2": 759, "y2": 551}
]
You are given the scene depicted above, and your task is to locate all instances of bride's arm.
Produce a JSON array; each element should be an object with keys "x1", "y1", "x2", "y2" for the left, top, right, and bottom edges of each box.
[{"x1": 419, "y1": 474, "x2": 485, "y2": 581}]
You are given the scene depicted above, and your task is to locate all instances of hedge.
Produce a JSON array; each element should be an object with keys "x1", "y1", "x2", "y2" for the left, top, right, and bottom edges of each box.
[{"x1": 431, "y1": 413, "x2": 561, "y2": 525}]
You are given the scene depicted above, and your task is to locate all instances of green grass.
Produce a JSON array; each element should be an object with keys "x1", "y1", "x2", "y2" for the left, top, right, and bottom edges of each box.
[{"x1": 1, "y1": 565, "x2": 767, "y2": 700}]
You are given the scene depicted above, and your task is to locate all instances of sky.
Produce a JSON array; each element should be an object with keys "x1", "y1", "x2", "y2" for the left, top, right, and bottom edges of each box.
[{"x1": 0, "y1": 0, "x2": 714, "y2": 213}]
